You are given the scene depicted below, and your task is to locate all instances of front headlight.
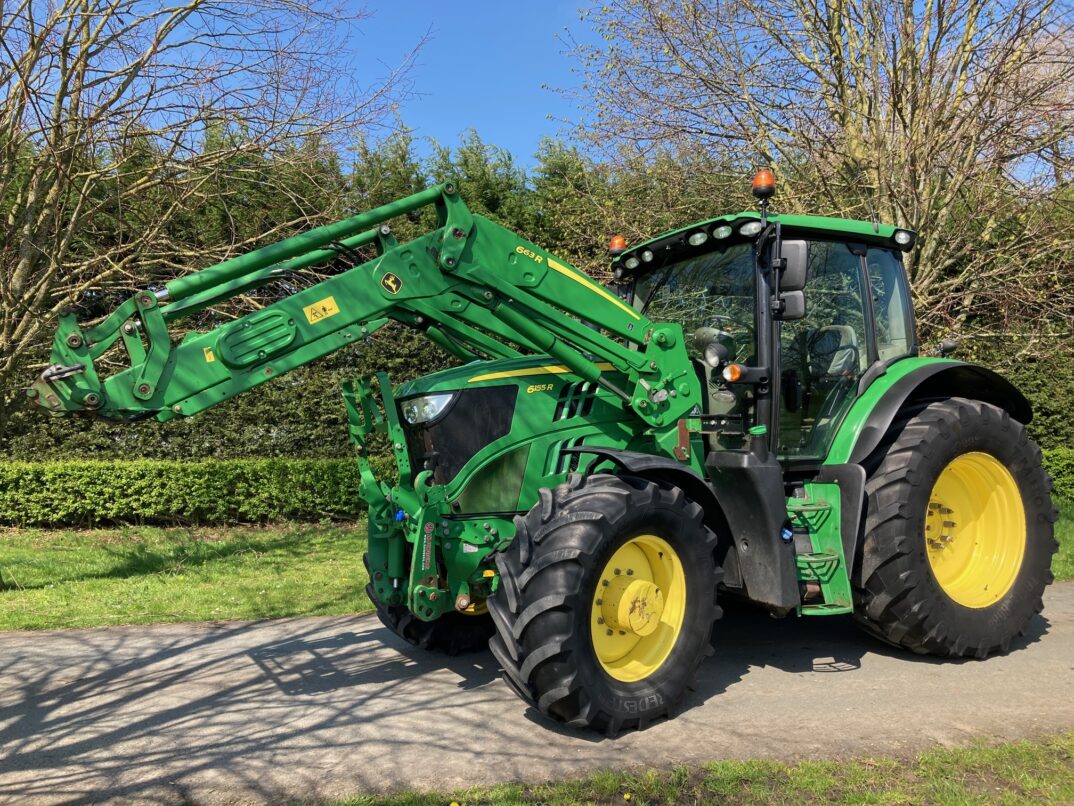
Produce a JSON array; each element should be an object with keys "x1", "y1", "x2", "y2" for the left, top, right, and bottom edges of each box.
[{"x1": 401, "y1": 392, "x2": 455, "y2": 425}]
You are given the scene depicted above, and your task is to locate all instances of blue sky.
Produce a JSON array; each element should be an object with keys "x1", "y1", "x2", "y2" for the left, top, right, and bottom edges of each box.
[{"x1": 354, "y1": 2, "x2": 596, "y2": 165}]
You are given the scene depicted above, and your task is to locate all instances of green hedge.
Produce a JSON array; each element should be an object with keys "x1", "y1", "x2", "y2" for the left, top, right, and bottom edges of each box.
[
  {"x1": 1044, "y1": 448, "x2": 1074, "y2": 501},
  {"x1": 0, "y1": 458, "x2": 390, "y2": 527},
  {"x1": 0, "y1": 450, "x2": 1070, "y2": 527},
  {"x1": 4, "y1": 339, "x2": 1073, "y2": 461}
]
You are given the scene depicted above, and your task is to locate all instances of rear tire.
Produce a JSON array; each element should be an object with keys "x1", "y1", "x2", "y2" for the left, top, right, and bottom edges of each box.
[
  {"x1": 854, "y1": 397, "x2": 1057, "y2": 657},
  {"x1": 488, "y1": 474, "x2": 721, "y2": 734},
  {"x1": 363, "y1": 554, "x2": 494, "y2": 655}
]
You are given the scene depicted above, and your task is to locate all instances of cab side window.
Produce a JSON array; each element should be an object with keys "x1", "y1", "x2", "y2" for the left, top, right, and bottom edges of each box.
[
  {"x1": 867, "y1": 248, "x2": 915, "y2": 361},
  {"x1": 779, "y1": 241, "x2": 870, "y2": 458}
]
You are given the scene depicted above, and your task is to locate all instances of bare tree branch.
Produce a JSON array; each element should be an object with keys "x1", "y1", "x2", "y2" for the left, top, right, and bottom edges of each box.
[
  {"x1": 570, "y1": 0, "x2": 1074, "y2": 348},
  {"x1": 0, "y1": 0, "x2": 420, "y2": 425}
]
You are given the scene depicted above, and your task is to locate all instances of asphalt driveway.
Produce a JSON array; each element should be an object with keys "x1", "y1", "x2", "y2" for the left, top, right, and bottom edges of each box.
[{"x1": 1, "y1": 583, "x2": 1072, "y2": 804}]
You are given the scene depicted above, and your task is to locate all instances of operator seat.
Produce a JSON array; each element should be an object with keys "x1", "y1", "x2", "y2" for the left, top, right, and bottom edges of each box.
[
  {"x1": 807, "y1": 325, "x2": 859, "y2": 380},
  {"x1": 798, "y1": 324, "x2": 861, "y2": 451}
]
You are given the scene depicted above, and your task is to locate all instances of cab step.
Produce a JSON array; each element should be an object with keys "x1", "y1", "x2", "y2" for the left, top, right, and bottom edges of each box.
[
  {"x1": 795, "y1": 550, "x2": 841, "y2": 582},
  {"x1": 788, "y1": 487, "x2": 854, "y2": 615}
]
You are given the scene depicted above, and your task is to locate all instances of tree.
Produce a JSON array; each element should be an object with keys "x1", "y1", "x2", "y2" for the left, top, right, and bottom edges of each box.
[
  {"x1": 0, "y1": 0, "x2": 420, "y2": 431},
  {"x1": 572, "y1": 0, "x2": 1074, "y2": 346},
  {"x1": 533, "y1": 139, "x2": 746, "y2": 278}
]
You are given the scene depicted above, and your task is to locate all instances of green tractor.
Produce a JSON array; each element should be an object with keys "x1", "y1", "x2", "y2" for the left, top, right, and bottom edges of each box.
[{"x1": 31, "y1": 172, "x2": 1057, "y2": 734}]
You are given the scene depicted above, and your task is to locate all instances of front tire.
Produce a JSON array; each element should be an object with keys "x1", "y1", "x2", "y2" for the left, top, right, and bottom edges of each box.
[
  {"x1": 488, "y1": 474, "x2": 721, "y2": 734},
  {"x1": 855, "y1": 398, "x2": 1057, "y2": 657}
]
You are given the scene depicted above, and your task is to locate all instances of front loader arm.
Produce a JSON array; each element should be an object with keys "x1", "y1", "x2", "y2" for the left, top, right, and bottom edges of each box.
[{"x1": 30, "y1": 183, "x2": 701, "y2": 431}]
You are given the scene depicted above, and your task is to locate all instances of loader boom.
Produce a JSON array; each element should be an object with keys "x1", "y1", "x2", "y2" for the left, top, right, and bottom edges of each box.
[{"x1": 29, "y1": 183, "x2": 700, "y2": 431}]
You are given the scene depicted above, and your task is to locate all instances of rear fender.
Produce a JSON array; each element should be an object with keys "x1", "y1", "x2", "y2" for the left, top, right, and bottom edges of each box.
[
  {"x1": 828, "y1": 358, "x2": 1032, "y2": 467},
  {"x1": 825, "y1": 358, "x2": 1031, "y2": 581}
]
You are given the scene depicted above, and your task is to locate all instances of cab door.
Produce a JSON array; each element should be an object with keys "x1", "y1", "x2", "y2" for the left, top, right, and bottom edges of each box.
[
  {"x1": 777, "y1": 241, "x2": 916, "y2": 462},
  {"x1": 777, "y1": 241, "x2": 871, "y2": 460}
]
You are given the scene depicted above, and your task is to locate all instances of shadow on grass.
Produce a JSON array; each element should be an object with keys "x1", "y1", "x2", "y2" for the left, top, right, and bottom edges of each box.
[{"x1": 1, "y1": 528, "x2": 362, "y2": 591}]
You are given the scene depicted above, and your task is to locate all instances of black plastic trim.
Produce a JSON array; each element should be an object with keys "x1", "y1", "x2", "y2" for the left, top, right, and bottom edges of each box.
[
  {"x1": 856, "y1": 359, "x2": 888, "y2": 397},
  {"x1": 563, "y1": 446, "x2": 801, "y2": 610},
  {"x1": 705, "y1": 449, "x2": 800, "y2": 609}
]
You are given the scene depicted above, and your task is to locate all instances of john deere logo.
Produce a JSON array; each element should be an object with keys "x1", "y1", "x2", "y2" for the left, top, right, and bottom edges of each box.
[{"x1": 381, "y1": 273, "x2": 402, "y2": 294}]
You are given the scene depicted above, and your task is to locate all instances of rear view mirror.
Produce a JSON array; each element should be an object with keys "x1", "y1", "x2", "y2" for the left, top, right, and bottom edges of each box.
[
  {"x1": 775, "y1": 290, "x2": 806, "y2": 320},
  {"x1": 779, "y1": 240, "x2": 808, "y2": 292}
]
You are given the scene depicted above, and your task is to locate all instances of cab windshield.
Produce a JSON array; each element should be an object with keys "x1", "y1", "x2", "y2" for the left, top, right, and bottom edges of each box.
[{"x1": 633, "y1": 242, "x2": 756, "y2": 363}]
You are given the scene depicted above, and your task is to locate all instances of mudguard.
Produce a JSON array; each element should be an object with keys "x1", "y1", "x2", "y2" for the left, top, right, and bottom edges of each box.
[
  {"x1": 824, "y1": 358, "x2": 1032, "y2": 581},
  {"x1": 829, "y1": 358, "x2": 1032, "y2": 467}
]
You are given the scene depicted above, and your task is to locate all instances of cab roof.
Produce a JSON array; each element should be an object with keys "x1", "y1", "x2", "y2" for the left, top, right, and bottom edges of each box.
[{"x1": 613, "y1": 211, "x2": 915, "y2": 274}]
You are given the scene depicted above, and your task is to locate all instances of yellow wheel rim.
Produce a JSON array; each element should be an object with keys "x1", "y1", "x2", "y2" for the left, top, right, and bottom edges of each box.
[
  {"x1": 590, "y1": 535, "x2": 686, "y2": 682},
  {"x1": 925, "y1": 452, "x2": 1026, "y2": 608}
]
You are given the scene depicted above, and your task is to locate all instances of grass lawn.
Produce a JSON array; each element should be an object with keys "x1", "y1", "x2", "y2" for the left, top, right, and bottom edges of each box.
[
  {"x1": 336, "y1": 732, "x2": 1074, "y2": 805},
  {"x1": 0, "y1": 499, "x2": 1068, "y2": 632},
  {"x1": 0, "y1": 522, "x2": 370, "y2": 630}
]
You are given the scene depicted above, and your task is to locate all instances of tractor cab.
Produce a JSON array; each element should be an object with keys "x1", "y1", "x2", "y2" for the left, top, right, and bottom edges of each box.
[{"x1": 614, "y1": 175, "x2": 918, "y2": 468}]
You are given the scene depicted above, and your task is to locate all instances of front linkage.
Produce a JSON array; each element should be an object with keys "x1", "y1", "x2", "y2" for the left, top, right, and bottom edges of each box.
[{"x1": 342, "y1": 375, "x2": 509, "y2": 622}]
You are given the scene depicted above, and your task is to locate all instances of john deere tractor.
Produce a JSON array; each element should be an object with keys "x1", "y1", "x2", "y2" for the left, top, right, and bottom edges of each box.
[{"x1": 30, "y1": 172, "x2": 1057, "y2": 734}]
